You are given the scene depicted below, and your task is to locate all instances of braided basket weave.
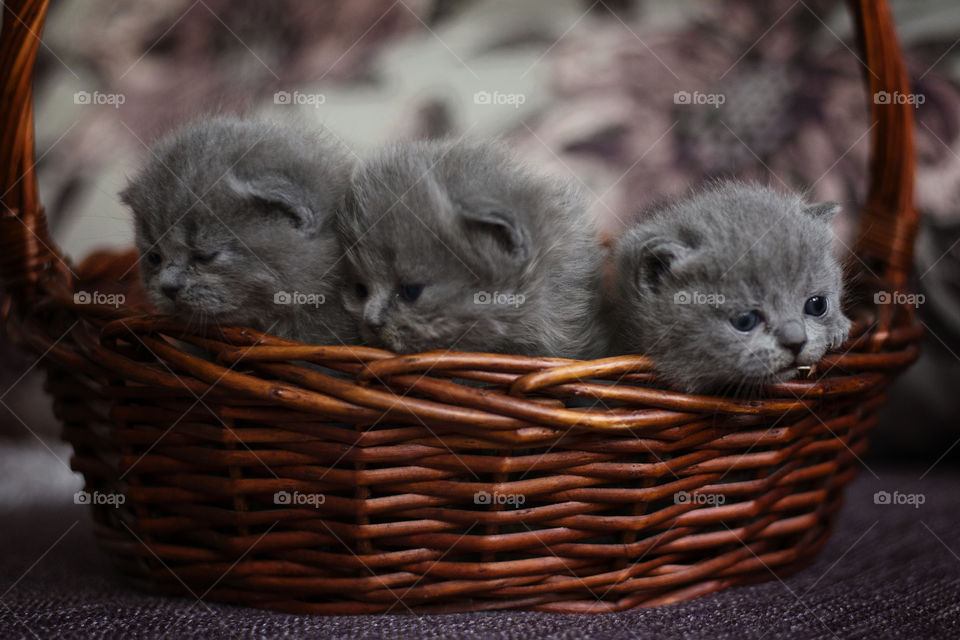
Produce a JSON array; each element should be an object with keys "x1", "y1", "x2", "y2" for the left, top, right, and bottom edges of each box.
[{"x1": 0, "y1": 0, "x2": 922, "y2": 614}]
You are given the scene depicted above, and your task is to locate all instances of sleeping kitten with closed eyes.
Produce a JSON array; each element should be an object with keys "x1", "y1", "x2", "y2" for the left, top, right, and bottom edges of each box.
[
  {"x1": 337, "y1": 139, "x2": 606, "y2": 358},
  {"x1": 119, "y1": 116, "x2": 357, "y2": 344},
  {"x1": 613, "y1": 182, "x2": 851, "y2": 394}
]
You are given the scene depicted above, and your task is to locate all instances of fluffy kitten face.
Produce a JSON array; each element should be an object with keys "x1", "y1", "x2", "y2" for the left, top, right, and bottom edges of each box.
[
  {"x1": 338, "y1": 140, "x2": 604, "y2": 357},
  {"x1": 338, "y1": 143, "x2": 526, "y2": 353},
  {"x1": 133, "y1": 207, "x2": 317, "y2": 327},
  {"x1": 120, "y1": 117, "x2": 353, "y2": 340},
  {"x1": 340, "y1": 220, "x2": 490, "y2": 354},
  {"x1": 615, "y1": 182, "x2": 851, "y2": 394}
]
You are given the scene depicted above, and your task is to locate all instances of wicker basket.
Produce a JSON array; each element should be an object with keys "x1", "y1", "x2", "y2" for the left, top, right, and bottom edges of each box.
[{"x1": 0, "y1": 0, "x2": 923, "y2": 614}]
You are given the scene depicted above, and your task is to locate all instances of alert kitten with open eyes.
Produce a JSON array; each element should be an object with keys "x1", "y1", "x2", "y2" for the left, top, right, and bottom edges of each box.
[
  {"x1": 119, "y1": 116, "x2": 357, "y2": 345},
  {"x1": 337, "y1": 139, "x2": 606, "y2": 358},
  {"x1": 612, "y1": 181, "x2": 851, "y2": 394}
]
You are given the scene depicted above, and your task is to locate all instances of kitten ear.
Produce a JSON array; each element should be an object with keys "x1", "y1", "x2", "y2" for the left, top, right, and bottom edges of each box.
[
  {"x1": 804, "y1": 202, "x2": 841, "y2": 221},
  {"x1": 458, "y1": 201, "x2": 529, "y2": 262},
  {"x1": 119, "y1": 180, "x2": 149, "y2": 215},
  {"x1": 623, "y1": 231, "x2": 693, "y2": 293},
  {"x1": 225, "y1": 171, "x2": 319, "y2": 232},
  {"x1": 118, "y1": 184, "x2": 135, "y2": 209}
]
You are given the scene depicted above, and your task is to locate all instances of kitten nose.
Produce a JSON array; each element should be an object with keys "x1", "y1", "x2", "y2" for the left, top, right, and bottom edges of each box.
[
  {"x1": 161, "y1": 284, "x2": 181, "y2": 301},
  {"x1": 777, "y1": 321, "x2": 807, "y2": 355},
  {"x1": 363, "y1": 302, "x2": 386, "y2": 331}
]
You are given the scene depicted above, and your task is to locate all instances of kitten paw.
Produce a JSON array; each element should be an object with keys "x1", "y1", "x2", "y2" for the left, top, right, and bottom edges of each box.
[{"x1": 828, "y1": 328, "x2": 850, "y2": 351}]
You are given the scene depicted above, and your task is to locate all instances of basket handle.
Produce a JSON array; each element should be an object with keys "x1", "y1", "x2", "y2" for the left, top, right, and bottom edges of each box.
[
  {"x1": 848, "y1": 0, "x2": 918, "y2": 287},
  {"x1": 0, "y1": 0, "x2": 71, "y2": 309},
  {"x1": 0, "y1": 0, "x2": 918, "y2": 306}
]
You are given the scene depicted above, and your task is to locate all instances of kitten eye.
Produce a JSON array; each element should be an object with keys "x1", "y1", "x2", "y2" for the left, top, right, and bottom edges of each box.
[
  {"x1": 146, "y1": 251, "x2": 162, "y2": 266},
  {"x1": 730, "y1": 310, "x2": 761, "y2": 333},
  {"x1": 399, "y1": 284, "x2": 424, "y2": 302},
  {"x1": 354, "y1": 283, "x2": 368, "y2": 299},
  {"x1": 193, "y1": 250, "x2": 219, "y2": 264},
  {"x1": 804, "y1": 296, "x2": 828, "y2": 317}
]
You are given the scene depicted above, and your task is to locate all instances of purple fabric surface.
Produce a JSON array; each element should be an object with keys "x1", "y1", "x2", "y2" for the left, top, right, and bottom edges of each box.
[{"x1": 1, "y1": 465, "x2": 958, "y2": 639}]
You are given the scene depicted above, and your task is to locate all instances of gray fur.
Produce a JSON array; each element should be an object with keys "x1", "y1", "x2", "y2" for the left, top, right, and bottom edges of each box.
[
  {"x1": 119, "y1": 116, "x2": 357, "y2": 344},
  {"x1": 612, "y1": 181, "x2": 851, "y2": 394},
  {"x1": 337, "y1": 139, "x2": 606, "y2": 358}
]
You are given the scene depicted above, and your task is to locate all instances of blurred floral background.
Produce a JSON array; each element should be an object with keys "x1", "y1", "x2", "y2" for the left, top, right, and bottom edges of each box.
[{"x1": 3, "y1": 0, "x2": 960, "y2": 468}]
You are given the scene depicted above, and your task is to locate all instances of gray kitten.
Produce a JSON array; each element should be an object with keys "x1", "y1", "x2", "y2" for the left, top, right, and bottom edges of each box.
[
  {"x1": 613, "y1": 182, "x2": 851, "y2": 394},
  {"x1": 337, "y1": 139, "x2": 606, "y2": 358},
  {"x1": 120, "y1": 116, "x2": 357, "y2": 345}
]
